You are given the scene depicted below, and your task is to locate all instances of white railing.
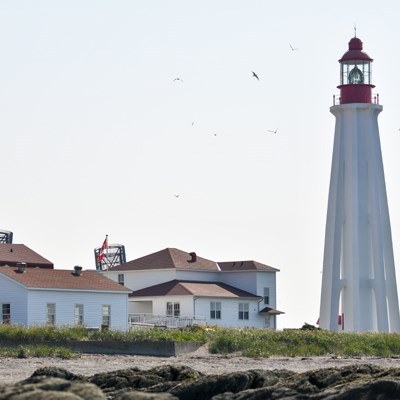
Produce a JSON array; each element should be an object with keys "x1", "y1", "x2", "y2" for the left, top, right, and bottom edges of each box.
[
  {"x1": 129, "y1": 313, "x2": 206, "y2": 329},
  {"x1": 332, "y1": 93, "x2": 380, "y2": 105}
]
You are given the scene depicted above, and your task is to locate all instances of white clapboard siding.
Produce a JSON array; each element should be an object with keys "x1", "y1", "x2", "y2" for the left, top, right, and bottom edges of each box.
[
  {"x1": 175, "y1": 270, "x2": 220, "y2": 282},
  {"x1": 105, "y1": 269, "x2": 175, "y2": 291},
  {"x1": 195, "y1": 297, "x2": 265, "y2": 328},
  {"x1": 256, "y1": 272, "x2": 277, "y2": 307},
  {"x1": 131, "y1": 295, "x2": 266, "y2": 328},
  {"x1": 219, "y1": 271, "x2": 258, "y2": 294},
  {"x1": 27, "y1": 290, "x2": 128, "y2": 330},
  {"x1": 0, "y1": 274, "x2": 28, "y2": 325}
]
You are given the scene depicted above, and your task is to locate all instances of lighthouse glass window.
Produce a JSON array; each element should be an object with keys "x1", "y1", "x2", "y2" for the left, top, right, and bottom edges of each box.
[{"x1": 341, "y1": 62, "x2": 371, "y2": 85}]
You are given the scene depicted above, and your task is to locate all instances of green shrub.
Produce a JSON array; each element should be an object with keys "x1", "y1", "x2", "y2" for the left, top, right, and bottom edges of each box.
[{"x1": 2, "y1": 324, "x2": 400, "y2": 358}]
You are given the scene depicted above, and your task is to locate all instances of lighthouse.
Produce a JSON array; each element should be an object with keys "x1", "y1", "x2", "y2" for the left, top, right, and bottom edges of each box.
[{"x1": 319, "y1": 36, "x2": 400, "y2": 332}]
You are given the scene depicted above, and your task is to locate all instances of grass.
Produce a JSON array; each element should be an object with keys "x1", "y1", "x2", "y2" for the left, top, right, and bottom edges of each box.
[
  {"x1": 207, "y1": 328, "x2": 400, "y2": 357},
  {"x1": 0, "y1": 344, "x2": 77, "y2": 359},
  {"x1": 1, "y1": 324, "x2": 400, "y2": 358}
]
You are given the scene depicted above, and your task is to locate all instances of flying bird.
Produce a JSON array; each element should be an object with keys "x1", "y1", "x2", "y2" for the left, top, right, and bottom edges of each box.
[
  {"x1": 174, "y1": 194, "x2": 180, "y2": 198},
  {"x1": 290, "y1": 44, "x2": 299, "y2": 51},
  {"x1": 267, "y1": 128, "x2": 279, "y2": 134},
  {"x1": 251, "y1": 71, "x2": 259, "y2": 80},
  {"x1": 173, "y1": 77, "x2": 184, "y2": 82}
]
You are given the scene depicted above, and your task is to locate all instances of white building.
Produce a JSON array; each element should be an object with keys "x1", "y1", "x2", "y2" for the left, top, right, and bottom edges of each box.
[
  {"x1": 0, "y1": 264, "x2": 131, "y2": 331},
  {"x1": 104, "y1": 248, "x2": 283, "y2": 329},
  {"x1": 319, "y1": 36, "x2": 400, "y2": 332}
]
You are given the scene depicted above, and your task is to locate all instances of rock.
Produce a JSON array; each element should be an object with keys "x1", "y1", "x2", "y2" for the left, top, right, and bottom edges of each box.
[
  {"x1": 210, "y1": 364, "x2": 400, "y2": 399},
  {"x1": 0, "y1": 376, "x2": 106, "y2": 400},
  {"x1": 89, "y1": 365, "x2": 203, "y2": 397},
  {"x1": 27, "y1": 367, "x2": 84, "y2": 382},
  {"x1": 169, "y1": 370, "x2": 294, "y2": 400},
  {"x1": 4, "y1": 363, "x2": 400, "y2": 399},
  {"x1": 115, "y1": 392, "x2": 178, "y2": 399}
]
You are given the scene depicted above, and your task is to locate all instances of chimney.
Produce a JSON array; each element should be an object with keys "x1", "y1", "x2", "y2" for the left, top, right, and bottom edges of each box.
[
  {"x1": 189, "y1": 252, "x2": 197, "y2": 262},
  {"x1": 74, "y1": 266, "x2": 82, "y2": 276},
  {"x1": 16, "y1": 262, "x2": 26, "y2": 273}
]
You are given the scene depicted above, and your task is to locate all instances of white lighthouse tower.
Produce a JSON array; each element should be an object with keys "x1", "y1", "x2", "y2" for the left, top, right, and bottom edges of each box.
[{"x1": 319, "y1": 36, "x2": 400, "y2": 332}]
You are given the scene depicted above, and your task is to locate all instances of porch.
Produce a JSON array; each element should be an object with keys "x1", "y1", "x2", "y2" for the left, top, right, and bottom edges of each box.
[{"x1": 129, "y1": 313, "x2": 206, "y2": 329}]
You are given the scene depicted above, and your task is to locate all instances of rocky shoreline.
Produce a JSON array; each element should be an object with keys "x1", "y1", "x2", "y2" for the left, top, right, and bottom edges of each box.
[
  {"x1": 2, "y1": 361, "x2": 400, "y2": 399},
  {"x1": 1, "y1": 345, "x2": 400, "y2": 398},
  {"x1": 1, "y1": 344, "x2": 400, "y2": 384}
]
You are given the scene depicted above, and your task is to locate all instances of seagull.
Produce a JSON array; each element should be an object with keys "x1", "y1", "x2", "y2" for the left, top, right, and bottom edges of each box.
[
  {"x1": 173, "y1": 77, "x2": 184, "y2": 82},
  {"x1": 191, "y1": 121, "x2": 195, "y2": 126},
  {"x1": 174, "y1": 194, "x2": 180, "y2": 198},
  {"x1": 213, "y1": 133, "x2": 217, "y2": 136},
  {"x1": 251, "y1": 71, "x2": 259, "y2": 80},
  {"x1": 290, "y1": 44, "x2": 299, "y2": 51},
  {"x1": 267, "y1": 128, "x2": 278, "y2": 134}
]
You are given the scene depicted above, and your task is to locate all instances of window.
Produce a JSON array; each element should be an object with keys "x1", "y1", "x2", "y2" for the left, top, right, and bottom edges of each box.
[
  {"x1": 118, "y1": 274, "x2": 124, "y2": 285},
  {"x1": 166, "y1": 302, "x2": 180, "y2": 317},
  {"x1": 47, "y1": 303, "x2": 56, "y2": 325},
  {"x1": 238, "y1": 303, "x2": 249, "y2": 320},
  {"x1": 210, "y1": 302, "x2": 221, "y2": 319},
  {"x1": 75, "y1": 304, "x2": 84, "y2": 325},
  {"x1": 102, "y1": 305, "x2": 111, "y2": 329},
  {"x1": 174, "y1": 303, "x2": 180, "y2": 317},
  {"x1": 2, "y1": 304, "x2": 10, "y2": 324},
  {"x1": 264, "y1": 288, "x2": 270, "y2": 305}
]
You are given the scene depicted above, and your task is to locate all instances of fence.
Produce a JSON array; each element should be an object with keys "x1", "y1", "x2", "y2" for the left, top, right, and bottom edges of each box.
[{"x1": 129, "y1": 313, "x2": 206, "y2": 329}]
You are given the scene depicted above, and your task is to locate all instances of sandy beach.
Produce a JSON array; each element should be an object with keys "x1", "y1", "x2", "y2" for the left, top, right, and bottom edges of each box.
[{"x1": 1, "y1": 345, "x2": 400, "y2": 385}]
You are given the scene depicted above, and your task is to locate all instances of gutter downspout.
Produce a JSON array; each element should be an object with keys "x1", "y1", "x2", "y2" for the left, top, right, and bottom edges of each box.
[
  {"x1": 193, "y1": 297, "x2": 199, "y2": 322},
  {"x1": 257, "y1": 297, "x2": 264, "y2": 313}
]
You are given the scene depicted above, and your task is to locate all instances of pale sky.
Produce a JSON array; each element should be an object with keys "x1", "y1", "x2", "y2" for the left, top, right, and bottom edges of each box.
[{"x1": 2, "y1": 1, "x2": 400, "y2": 329}]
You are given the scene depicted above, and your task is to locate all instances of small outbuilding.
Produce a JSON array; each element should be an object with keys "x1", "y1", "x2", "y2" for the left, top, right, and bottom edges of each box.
[{"x1": 0, "y1": 265, "x2": 131, "y2": 331}]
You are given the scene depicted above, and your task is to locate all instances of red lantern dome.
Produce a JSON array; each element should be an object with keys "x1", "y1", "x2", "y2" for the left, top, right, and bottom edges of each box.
[{"x1": 337, "y1": 37, "x2": 375, "y2": 104}]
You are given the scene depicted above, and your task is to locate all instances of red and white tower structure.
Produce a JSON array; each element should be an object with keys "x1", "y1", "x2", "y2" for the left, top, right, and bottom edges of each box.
[{"x1": 319, "y1": 36, "x2": 400, "y2": 332}]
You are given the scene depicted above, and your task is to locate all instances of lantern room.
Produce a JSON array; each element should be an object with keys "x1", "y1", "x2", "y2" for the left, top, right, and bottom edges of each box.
[{"x1": 337, "y1": 37, "x2": 375, "y2": 104}]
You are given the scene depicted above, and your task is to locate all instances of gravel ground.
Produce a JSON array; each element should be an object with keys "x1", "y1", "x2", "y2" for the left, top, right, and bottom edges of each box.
[{"x1": 1, "y1": 345, "x2": 400, "y2": 385}]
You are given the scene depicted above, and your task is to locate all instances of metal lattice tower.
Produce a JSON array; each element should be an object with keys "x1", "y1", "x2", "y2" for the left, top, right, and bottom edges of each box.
[
  {"x1": 0, "y1": 230, "x2": 13, "y2": 244},
  {"x1": 94, "y1": 243, "x2": 126, "y2": 271}
]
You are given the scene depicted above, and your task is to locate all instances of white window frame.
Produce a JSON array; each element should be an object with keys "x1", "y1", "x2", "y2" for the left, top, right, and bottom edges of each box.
[
  {"x1": 238, "y1": 303, "x2": 249, "y2": 320},
  {"x1": 210, "y1": 302, "x2": 221, "y2": 319},
  {"x1": 102, "y1": 305, "x2": 111, "y2": 329},
  {"x1": 75, "y1": 304, "x2": 84, "y2": 325},
  {"x1": 47, "y1": 303, "x2": 56, "y2": 325},
  {"x1": 166, "y1": 302, "x2": 180, "y2": 317},
  {"x1": 263, "y1": 288, "x2": 270, "y2": 305},
  {"x1": 2, "y1": 304, "x2": 10, "y2": 324}
]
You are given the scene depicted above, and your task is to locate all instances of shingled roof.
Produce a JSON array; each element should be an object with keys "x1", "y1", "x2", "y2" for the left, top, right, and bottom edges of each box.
[
  {"x1": 0, "y1": 266, "x2": 131, "y2": 292},
  {"x1": 130, "y1": 279, "x2": 260, "y2": 299},
  {"x1": 218, "y1": 260, "x2": 279, "y2": 272},
  {"x1": 110, "y1": 248, "x2": 219, "y2": 272},
  {"x1": 0, "y1": 244, "x2": 53, "y2": 269}
]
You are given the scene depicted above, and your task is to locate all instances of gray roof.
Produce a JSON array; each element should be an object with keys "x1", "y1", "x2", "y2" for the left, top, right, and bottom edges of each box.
[
  {"x1": 130, "y1": 279, "x2": 260, "y2": 299},
  {"x1": 110, "y1": 248, "x2": 219, "y2": 272}
]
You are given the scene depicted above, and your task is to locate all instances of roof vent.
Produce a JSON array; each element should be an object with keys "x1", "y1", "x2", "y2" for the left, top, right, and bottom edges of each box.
[
  {"x1": 16, "y1": 262, "x2": 26, "y2": 273},
  {"x1": 189, "y1": 252, "x2": 197, "y2": 262},
  {"x1": 74, "y1": 266, "x2": 82, "y2": 276}
]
